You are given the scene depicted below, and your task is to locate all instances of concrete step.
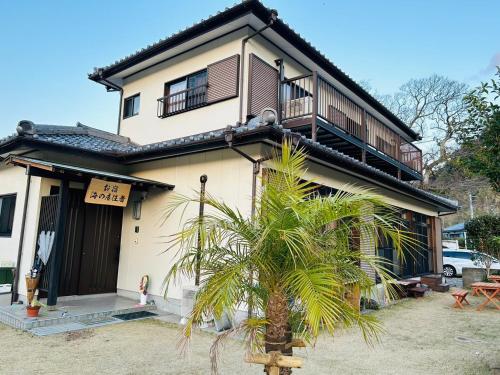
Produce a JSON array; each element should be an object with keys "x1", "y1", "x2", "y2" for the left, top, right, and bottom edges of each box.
[{"x1": 0, "y1": 296, "x2": 156, "y2": 331}]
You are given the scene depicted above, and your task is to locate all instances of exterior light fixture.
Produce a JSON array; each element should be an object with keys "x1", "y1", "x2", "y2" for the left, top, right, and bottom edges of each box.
[{"x1": 132, "y1": 191, "x2": 148, "y2": 220}]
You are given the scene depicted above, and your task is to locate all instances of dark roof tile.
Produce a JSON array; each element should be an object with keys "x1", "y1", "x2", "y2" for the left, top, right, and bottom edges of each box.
[{"x1": 0, "y1": 120, "x2": 457, "y2": 210}]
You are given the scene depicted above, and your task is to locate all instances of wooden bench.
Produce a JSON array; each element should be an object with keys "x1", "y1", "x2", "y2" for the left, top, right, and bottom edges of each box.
[
  {"x1": 408, "y1": 287, "x2": 427, "y2": 298},
  {"x1": 452, "y1": 289, "x2": 469, "y2": 309}
]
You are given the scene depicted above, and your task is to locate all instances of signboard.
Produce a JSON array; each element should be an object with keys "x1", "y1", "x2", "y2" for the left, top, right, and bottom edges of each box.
[{"x1": 84, "y1": 178, "x2": 131, "y2": 207}]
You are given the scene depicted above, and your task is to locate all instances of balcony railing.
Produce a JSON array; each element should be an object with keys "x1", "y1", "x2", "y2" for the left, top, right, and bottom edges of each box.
[
  {"x1": 157, "y1": 84, "x2": 207, "y2": 118},
  {"x1": 281, "y1": 73, "x2": 422, "y2": 175}
]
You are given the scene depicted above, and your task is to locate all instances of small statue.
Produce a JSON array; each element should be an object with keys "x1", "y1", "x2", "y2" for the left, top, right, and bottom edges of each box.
[{"x1": 139, "y1": 275, "x2": 149, "y2": 305}]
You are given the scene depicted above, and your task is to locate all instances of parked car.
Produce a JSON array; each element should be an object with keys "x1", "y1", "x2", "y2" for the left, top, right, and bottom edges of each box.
[{"x1": 442, "y1": 249, "x2": 500, "y2": 277}]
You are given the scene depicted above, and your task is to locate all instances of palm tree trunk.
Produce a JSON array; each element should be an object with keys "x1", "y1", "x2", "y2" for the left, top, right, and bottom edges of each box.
[{"x1": 265, "y1": 290, "x2": 293, "y2": 375}]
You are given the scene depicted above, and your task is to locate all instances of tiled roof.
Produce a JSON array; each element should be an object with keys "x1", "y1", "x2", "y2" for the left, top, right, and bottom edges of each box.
[
  {"x1": 444, "y1": 223, "x2": 465, "y2": 232},
  {"x1": 0, "y1": 120, "x2": 457, "y2": 211},
  {"x1": 123, "y1": 122, "x2": 458, "y2": 210},
  {"x1": 0, "y1": 121, "x2": 140, "y2": 155}
]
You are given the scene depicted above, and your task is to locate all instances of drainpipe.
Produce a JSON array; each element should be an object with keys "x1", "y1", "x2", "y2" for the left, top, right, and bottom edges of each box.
[
  {"x1": 275, "y1": 58, "x2": 285, "y2": 124},
  {"x1": 117, "y1": 90, "x2": 124, "y2": 135},
  {"x1": 195, "y1": 175, "x2": 208, "y2": 286},
  {"x1": 224, "y1": 127, "x2": 273, "y2": 317},
  {"x1": 238, "y1": 10, "x2": 278, "y2": 125},
  {"x1": 11, "y1": 166, "x2": 32, "y2": 304}
]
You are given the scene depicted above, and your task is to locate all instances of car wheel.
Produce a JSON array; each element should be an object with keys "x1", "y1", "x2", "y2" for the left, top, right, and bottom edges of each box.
[{"x1": 443, "y1": 265, "x2": 456, "y2": 277}]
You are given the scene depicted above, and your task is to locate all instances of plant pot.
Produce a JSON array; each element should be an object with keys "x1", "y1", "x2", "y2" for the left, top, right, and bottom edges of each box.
[
  {"x1": 26, "y1": 305, "x2": 41, "y2": 318},
  {"x1": 140, "y1": 293, "x2": 148, "y2": 306}
]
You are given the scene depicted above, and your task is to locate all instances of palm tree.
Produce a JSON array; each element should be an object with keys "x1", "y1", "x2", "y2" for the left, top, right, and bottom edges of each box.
[{"x1": 162, "y1": 140, "x2": 406, "y2": 374}]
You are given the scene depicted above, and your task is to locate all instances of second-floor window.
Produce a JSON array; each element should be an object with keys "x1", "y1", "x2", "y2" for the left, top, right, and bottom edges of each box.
[
  {"x1": 123, "y1": 94, "x2": 140, "y2": 119},
  {"x1": 0, "y1": 194, "x2": 16, "y2": 237},
  {"x1": 164, "y1": 70, "x2": 208, "y2": 115}
]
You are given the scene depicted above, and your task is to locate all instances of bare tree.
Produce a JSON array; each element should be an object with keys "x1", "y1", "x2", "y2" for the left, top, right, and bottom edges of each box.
[{"x1": 366, "y1": 76, "x2": 469, "y2": 185}]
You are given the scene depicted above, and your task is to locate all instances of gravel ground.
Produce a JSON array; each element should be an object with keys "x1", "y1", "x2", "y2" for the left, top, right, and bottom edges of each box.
[{"x1": 0, "y1": 290, "x2": 498, "y2": 375}]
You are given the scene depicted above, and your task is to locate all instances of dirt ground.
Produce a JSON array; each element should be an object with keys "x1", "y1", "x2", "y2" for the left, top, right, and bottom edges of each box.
[{"x1": 0, "y1": 291, "x2": 498, "y2": 375}]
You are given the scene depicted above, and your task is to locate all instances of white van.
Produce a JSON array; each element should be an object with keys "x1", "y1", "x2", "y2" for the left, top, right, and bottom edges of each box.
[{"x1": 442, "y1": 249, "x2": 500, "y2": 277}]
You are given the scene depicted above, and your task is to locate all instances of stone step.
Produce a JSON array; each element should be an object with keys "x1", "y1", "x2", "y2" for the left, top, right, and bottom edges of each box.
[{"x1": 0, "y1": 297, "x2": 156, "y2": 331}]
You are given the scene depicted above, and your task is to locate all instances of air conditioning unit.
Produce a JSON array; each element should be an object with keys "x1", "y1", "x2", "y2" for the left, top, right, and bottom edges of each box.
[{"x1": 283, "y1": 97, "x2": 313, "y2": 118}]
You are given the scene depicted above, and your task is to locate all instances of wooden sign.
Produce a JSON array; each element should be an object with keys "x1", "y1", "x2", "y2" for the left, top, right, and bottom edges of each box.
[{"x1": 84, "y1": 178, "x2": 131, "y2": 207}]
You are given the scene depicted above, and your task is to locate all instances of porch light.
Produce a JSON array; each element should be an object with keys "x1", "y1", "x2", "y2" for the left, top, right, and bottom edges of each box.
[
  {"x1": 132, "y1": 191, "x2": 148, "y2": 220},
  {"x1": 132, "y1": 200, "x2": 142, "y2": 220}
]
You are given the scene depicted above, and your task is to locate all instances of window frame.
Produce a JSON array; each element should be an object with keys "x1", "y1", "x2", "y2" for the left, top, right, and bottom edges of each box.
[
  {"x1": 162, "y1": 69, "x2": 208, "y2": 117},
  {"x1": 0, "y1": 193, "x2": 17, "y2": 238},
  {"x1": 123, "y1": 93, "x2": 141, "y2": 119}
]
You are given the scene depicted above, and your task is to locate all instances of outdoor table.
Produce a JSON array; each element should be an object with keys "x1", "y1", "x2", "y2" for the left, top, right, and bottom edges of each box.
[
  {"x1": 470, "y1": 282, "x2": 500, "y2": 311},
  {"x1": 488, "y1": 275, "x2": 500, "y2": 283},
  {"x1": 394, "y1": 279, "x2": 420, "y2": 297}
]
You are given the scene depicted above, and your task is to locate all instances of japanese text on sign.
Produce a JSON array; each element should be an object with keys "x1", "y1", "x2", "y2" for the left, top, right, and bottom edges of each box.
[{"x1": 84, "y1": 178, "x2": 131, "y2": 207}]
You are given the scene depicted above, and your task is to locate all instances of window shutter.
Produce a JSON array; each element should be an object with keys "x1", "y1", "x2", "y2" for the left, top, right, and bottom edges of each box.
[
  {"x1": 358, "y1": 205, "x2": 376, "y2": 281},
  {"x1": 247, "y1": 53, "x2": 279, "y2": 117},
  {"x1": 206, "y1": 54, "x2": 240, "y2": 104}
]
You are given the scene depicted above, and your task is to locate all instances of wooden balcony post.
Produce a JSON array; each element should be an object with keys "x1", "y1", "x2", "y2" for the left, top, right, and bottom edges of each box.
[
  {"x1": 361, "y1": 109, "x2": 367, "y2": 163},
  {"x1": 311, "y1": 71, "x2": 318, "y2": 142},
  {"x1": 397, "y1": 134, "x2": 401, "y2": 161}
]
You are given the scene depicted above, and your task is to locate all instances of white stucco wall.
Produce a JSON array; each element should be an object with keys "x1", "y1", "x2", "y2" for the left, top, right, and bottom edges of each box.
[
  {"x1": 117, "y1": 146, "x2": 257, "y2": 310},
  {"x1": 118, "y1": 27, "x2": 307, "y2": 145}
]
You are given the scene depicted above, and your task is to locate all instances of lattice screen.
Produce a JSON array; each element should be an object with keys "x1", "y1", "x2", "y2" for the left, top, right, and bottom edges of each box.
[
  {"x1": 247, "y1": 53, "x2": 279, "y2": 117},
  {"x1": 206, "y1": 54, "x2": 240, "y2": 104}
]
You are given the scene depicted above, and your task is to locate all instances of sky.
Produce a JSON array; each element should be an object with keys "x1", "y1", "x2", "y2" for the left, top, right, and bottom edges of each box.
[{"x1": 0, "y1": 0, "x2": 498, "y2": 136}]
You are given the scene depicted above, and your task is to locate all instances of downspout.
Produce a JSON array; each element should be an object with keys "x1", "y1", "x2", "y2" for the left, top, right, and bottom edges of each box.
[
  {"x1": 238, "y1": 10, "x2": 278, "y2": 125},
  {"x1": 117, "y1": 90, "x2": 124, "y2": 135},
  {"x1": 11, "y1": 166, "x2": 32, "y2": 303},
  {"x1": 224, "y1": 127, "x2": 272, "y2": 317}
]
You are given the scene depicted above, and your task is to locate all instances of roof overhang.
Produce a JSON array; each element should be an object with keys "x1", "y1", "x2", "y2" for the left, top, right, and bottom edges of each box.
[
  {"x1": 5, "y1": 155, "x2": 174, "y2": 191},
  {"x1": 119, "y1": 124, "x2": 457, "y2": 214}
]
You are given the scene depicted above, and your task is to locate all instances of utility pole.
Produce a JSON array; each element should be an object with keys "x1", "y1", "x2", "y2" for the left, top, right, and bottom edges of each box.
[{"x1": 468, "y1": 192, "x2": 474, "y2": 219}]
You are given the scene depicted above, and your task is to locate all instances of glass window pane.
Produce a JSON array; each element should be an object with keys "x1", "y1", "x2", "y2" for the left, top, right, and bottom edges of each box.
[
  {"x1": 168, "y1": 80, "x2": 187, "y2": 113},
  {"x1": 124, "y1": 95, "x2": 139, "y2": 118},
  {"x1": 0, "y1": 195, "x2": 16, "y2": 236},
  {"x1": 132, "y1": 95, "x2": 140, "y2": 115},
  {"x1": 187, "y1": 70, "x2": 207, "y2": 89},
  {"x1": 187, "y1": 71, "x2": 207, "y2": 108}
]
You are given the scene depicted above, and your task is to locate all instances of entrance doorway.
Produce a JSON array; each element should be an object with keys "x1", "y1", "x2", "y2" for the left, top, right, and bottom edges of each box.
[{"x1": 37, "y1": 188, "x2": 123, "y2": 296}]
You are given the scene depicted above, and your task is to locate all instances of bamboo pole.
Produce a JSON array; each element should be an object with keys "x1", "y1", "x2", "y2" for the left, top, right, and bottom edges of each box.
[{"x1": 245, "y1": 351, "x2": 303, "y2": 368}]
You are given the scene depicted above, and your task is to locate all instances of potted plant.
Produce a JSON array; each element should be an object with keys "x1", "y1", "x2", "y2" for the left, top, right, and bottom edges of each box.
[{"x1": 26, "y1": 298, "x2": 44, "y2": 318}]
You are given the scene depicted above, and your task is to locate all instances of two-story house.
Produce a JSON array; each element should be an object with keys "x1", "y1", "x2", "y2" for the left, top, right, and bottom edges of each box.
[{"x1": 0, "y1": 0, "x2": 457, "y2": 314}]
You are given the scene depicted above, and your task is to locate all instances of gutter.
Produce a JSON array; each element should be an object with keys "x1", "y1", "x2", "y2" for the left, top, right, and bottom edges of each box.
[
  {"x1": 93, "y1": 70, "x2": 124, "y2": 135},
  {"x1": 11, "y1": 165, "x2": 31, "y2": 303}
]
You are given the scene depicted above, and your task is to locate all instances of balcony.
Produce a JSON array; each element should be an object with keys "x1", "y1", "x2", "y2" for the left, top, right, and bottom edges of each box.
[
  {"x1": 157, "y1": 84, "x2": 208, "y2": 118},
  {"x1": 280, "y1": 72, "x2": 422, "y2": 180}
]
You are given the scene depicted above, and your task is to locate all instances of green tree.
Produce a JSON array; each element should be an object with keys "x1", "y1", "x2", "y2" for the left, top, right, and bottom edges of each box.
[
  {"x1": 162, "y1": 141, "x2": 408, "y2": 374},
  {"x1": 458, "y1": 67, "x2": 500, "y2": 192},
  {"x1": 465, "y1": 215, "x2": 500, "y2": 276}
]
